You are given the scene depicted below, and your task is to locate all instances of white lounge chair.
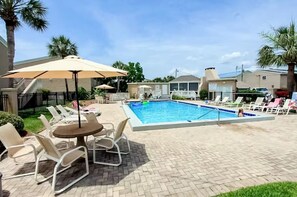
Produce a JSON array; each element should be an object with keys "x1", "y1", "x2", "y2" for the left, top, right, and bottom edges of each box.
[
  {"x1": 219, "y1": 97, "x2": 229, "y2": 105},
  {"x1": 0, "y1": 123, "x2": 40, "y2": 179},
  {"x1": 261, "y1": 98, "x2": 282, "y2": 112},
  {"x1": 72, "y1": 101, "x2": 102, "y2": 116},
  {"x1": 34, "y1": 133, "x2": 89, "y2": 194},
  {"x1": 46, "y1": 106, "x2": 87, "y2": 124},
  {"x1": 38, "y1": 114, "x2": 73, "y2": 149},
  {"x1": 93, "y1": 118, "x2": 130, "y2": 166},
  {"x1": 209, "y1": 95, "x2": 221, "y2": 105},
  {"x1": 225, "y1": 97, "x2": 244, "y2": 108},
  {"x1": 246, "y1": 97, "x2": 264, "y2": 110},
  {"x1": 270, "y1": 99, "x2": 292, "y2": 115}
]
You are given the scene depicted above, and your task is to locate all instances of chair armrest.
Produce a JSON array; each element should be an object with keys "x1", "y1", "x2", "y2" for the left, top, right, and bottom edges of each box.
[
  {"x1": 8, "y1": 143, "x2": 37, "y2": 153},
  {"x1": 59, "y1": 146, "x2": 87, "y2": 166},
  {"x1": 23, "y1": 136, "x2": 35, "y2": 140},
  {"x1": 100, "y1": 123, "x2": 115, "y2": 130}
]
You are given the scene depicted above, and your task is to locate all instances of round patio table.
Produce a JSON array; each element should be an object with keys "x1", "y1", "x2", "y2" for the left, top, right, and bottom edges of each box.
[{"x1": 53, "y1": 122, "x2": 103, "y2": 148}]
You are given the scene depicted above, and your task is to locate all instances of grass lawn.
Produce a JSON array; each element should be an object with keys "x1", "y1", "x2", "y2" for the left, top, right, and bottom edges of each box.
[
  {"x1": 217, "y1": 182, "x2": 297, "y2": 197},
  {"x1": 20, "y1": 109, "x2": 52, "y2": 133}
]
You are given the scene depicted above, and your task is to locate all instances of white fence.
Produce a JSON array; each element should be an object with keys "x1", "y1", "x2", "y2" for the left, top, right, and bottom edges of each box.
[{"x1": 171, "y1": 90, "x2": 197, "y2": 100}]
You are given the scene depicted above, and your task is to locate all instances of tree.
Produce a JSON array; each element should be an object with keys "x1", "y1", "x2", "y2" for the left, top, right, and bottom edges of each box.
[
  {"x1": 152, "y1": 75, "x2": 175, "y2": 82},
  {"x1": 0, "y1": 0, "x2": 47, "y2": 88},
  {"x1": 257, "y1": 22, "x2": 297, "y2": 96},
  {"x1": 112, "y1": 61, "x2": 127, "y2": 92},
  {"x1": 47, "y1": 35, "x2": 78, "y2": 100}
]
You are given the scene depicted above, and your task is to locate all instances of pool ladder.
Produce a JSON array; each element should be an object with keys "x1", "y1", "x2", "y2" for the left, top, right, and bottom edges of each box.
[{"x1": 196, "y1": 107, "x2": 221, "y2": 124}]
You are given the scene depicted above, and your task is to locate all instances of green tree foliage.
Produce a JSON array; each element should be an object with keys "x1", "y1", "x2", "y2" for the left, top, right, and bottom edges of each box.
[
  {"x1": 199, "y1": 89, "x2": 208, "y2": 100},
  {"x1": 152, "y1": 75, "x2": 175, "y2": 82},
  {"x1": 0, "y1": 0, "x2": 48, "y2": 87},
  {"x1": 257, "y1": 22, "x2": 297, "y2": 96},
  {"x1": 47, "y1": 35, "x2": 78, "y2": 100}
]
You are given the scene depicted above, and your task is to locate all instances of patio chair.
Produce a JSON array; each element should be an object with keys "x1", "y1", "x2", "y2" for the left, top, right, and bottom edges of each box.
[
  {"x1": 208, "y1": 95, "x2": 221, "y2": 105},
  {"x1": 246, "y1": 97, "x2": 264, "y2": 110},
  {"x1": 270, "y1": 99, "x2": 292, "y2": 115},
  {"x1": 0, "y1": 123, "x2": 39, "y2": 179},
  {"x1": 38, "y1": 114, "x2": 73, "y2": 149},
  {"x1": 95, "y1": 95, "x2": 104, "y2": 104},
  {"x1": 260, "y1": 98, "x2": 282, "y2": 112},
  {"x1": 219, "y1": 97, "x2": 229, "y2": 105},
  {"x1": 225, "y1": 96, "x2": 243, "y2": 107},
  {"x1": 46, "y1": 106, "x2": 87, "y2": 124},
  {"x1": 72, "y1": 101, "x2": 101, "y2": 116},
  {"x1": 93, "y1": 118, "x2": 130, "y2": 166},
  {"x1": 34, "y1": 133, "x2": 89, "y2": 195}
]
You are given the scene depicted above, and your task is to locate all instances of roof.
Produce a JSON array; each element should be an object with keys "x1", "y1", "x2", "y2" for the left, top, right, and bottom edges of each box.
[
  {"x1": 258, "y1": 68, "x2": 297, "y2": 74},
  {"x1": 127, "y1": 82, "x2": 168, "y2": 85},
  {"x1": 169, "y1": 75, "x2": 200, "y2": 82},
  {"x1": 14, "y1": 56, "x2": 61, "y2": 66},
  {"x1": 219, "y1": 70, "x2": 252, "y2": 78},
  {"x1": 208, "y1": 78, "x2": 237, "y2": 82}
]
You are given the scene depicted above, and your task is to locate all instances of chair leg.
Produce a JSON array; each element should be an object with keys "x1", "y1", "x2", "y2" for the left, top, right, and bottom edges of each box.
[
  {"x1": 94, "y1": 143, "x2": 122, "y2": 166},
  {"x1": 0, "y1": 149, "x2": 7, "y2": 160},
  {"x1": 53, "y1": 154, "x2": 89, "y2": 194}
]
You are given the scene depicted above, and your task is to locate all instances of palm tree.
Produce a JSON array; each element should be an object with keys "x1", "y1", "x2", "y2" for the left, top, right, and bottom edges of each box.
[
  {"x1": 112, "y1": 61, "x2": 127, "y2": 92},
  {"x1": 0, "y1": 0, "x2": 47, "y2": 88},
  {"x1": 48, "y1": 35, "x2": 78, "y2": 100},
  {"x1": 257, "y1": 22, "x2": 297, "y2": 96}
]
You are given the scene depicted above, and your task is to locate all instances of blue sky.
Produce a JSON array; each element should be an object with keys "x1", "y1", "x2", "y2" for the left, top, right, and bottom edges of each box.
[{"x1": 1, "y1": 0, "x2": 297, "y2": 79}]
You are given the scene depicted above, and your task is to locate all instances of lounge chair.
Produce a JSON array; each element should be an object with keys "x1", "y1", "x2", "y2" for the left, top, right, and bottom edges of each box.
[
  {"x1": 34, "y1": 133, "x2": 89, "y2": 194},
  {"x1": 95, "y1": 95, "x2": 104, "y2": 104},
  {"x1": 93, "y1": 118, "x2": 130, "y2": 166},
  {"x1": 208, "y1": 95, "x2": 221, "y2": 105},
  {"x1": 225, "y1": 97, "x2": 243, "y2": 107},
  {"x1": 246, "y1": 97, "x2": 264, "y2": 110},
  {"x1": 0, "y1": 123, "x2": 40, "y2": 179},
  {"x1": 46, "y1": 106, "x2": 87, "y2": 124},
  {"x1": 260, "y1": 98, "x2": 282, "y2": 112},
  {"x1": 219, "y1": 97, "x2": 229, "y2": 105},
  {"x1": 72, "y1": 101, "x2": 101, "y2": 116},
  {"x1": 38, "y1": 114, "x2": 73, "y2": 149},
  {"x1": 270, "y1": 99, "x2": 292, "y2": 115}
]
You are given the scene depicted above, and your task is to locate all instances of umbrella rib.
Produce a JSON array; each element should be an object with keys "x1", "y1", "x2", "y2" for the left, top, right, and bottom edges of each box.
[
  {"x1": 33, "y1": 71, "x2": 48, "y2": 79},
  {"x1": 95, "y1": 71, "x2": 106, "y2": 78}
]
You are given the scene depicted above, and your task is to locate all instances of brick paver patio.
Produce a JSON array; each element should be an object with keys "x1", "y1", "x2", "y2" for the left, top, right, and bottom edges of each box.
[{"x1": 1, "y1": 101, "x2": 297, "y2": 196}]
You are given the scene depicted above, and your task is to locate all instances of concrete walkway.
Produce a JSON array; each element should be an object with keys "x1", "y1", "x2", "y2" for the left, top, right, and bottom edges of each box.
[{"x1": 1, "y1": 102, "x2": 297, "y2": 196}]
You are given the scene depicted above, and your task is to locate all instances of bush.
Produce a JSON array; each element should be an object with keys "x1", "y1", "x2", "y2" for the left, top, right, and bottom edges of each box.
[
  {"x1": 0, "y1": 111, "x2": 24, "y2": 134},
  {"x1": 172, "y1": 95, "x2": 186, "y2": 100},
  {"x1": 199, "y1": 89, "x2": 208, "y2": 100},
  {"x1": 77, "y1": 87, "x2": 90, "y2": 100},
  {"x1": 237, "y1": 90, "x2": 264, "y2": 102},
  {"x1": 37, "y1": 88, "x2": 51, "y2": 100}
]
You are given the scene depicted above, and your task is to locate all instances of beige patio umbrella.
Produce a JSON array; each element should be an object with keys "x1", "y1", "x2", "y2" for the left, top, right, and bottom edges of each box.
[
  {"x1": 95, "y1": 84, "x2": 115, "y2": 89},
  {"x1": 138, "y1": 85, "x2": 152, "y2": 89},
  {"x1": 2, "y1": 55, "x2": 127, "y2": 127}
]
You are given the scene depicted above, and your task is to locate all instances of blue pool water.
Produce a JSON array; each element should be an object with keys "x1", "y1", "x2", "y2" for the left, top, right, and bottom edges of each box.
[{"x1": 128, "y1": 101, "x2": 238, "y2": 124}]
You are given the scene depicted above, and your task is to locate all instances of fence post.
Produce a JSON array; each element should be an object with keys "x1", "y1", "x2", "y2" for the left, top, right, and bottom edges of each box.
[
  {"x1": 55, "y1": 92, "x2": 58, "y2": 105},
  {"x1": 63, "y1": 92, "x2": 66, "y2": 105},
  {"x1": 33, "y1": 93, "x2": 36, "y2": 113},
  {"x1": 0, "y1": 88, "x2": 18, "y2": 115}
]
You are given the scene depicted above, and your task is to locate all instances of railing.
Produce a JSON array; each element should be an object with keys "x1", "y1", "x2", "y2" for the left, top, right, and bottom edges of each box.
[
  {"x1": 171, "y1": 90, "x2": 197, "y2": 100},
  {"x1": 0, "y1": 94, "x2": 8, "y2": 112},
  {"x1": 196, "y1": 106, "x2": 221, "y2": 124}
]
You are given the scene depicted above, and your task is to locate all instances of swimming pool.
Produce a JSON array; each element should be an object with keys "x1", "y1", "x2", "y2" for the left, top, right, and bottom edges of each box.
[
  {"x1": 122, "y1": 100, "x2": 274, "y2": 131},
  {"x1": 129, "y1": 101, "x2": 238, "y2": 124}
]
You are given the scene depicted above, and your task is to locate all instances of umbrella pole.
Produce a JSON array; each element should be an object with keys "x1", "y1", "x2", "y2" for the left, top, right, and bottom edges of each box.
[{"x1": 73, "y1": 71, "x2": 81, "y2": 128}]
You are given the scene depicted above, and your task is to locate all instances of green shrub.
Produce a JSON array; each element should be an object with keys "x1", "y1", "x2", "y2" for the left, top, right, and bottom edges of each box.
[
  {"x1": 172, "y1": 94, "x2": 186, "y2": 100},
  {"x1": 0, "y1": 111, "x2": 24, "y2": 134},
  {"x1": 237, "y1": 90, "x2": 264, "y2": 102},
  {"x1": 199, "y1": 89, "x2": 208, "y2": 100},
  {"x1": 37, "y1": 88, "x2": 51, "y2": 100},
  {"x1": 77, "y1": 87, "x2": 90, "y2": 100}
]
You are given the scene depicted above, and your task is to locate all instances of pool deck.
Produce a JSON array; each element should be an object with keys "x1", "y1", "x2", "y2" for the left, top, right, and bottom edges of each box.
[{"x1": 2, "y1": 101, "x2": 297, "y2": 196}]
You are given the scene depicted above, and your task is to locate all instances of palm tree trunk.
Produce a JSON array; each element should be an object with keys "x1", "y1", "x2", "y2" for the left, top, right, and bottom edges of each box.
[
  {"x1": 5, "y1": 24, "x2": 15, "y2": 88},
  {"x1": 65, "y1": 79, "x2": 69, "y2": 100},
  {"x1": 287, "y1": 63, "x2": 296, "y2": 97}
]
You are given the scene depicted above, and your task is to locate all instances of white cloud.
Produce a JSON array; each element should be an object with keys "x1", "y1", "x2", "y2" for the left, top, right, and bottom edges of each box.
[
  {"x1": 186, "y1": 56, "x2": 198, "y2": 61},
  {"x1": 221, "y1": 51, "x2": 248, "y2": 63}
]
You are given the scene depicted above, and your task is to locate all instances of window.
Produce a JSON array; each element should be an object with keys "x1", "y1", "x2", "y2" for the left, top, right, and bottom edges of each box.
[
  {"x1": 179, "y1": 83, "x2": 188, "y2": 91},
  {"x1": 262, "y1": 76, "x2": 266, "y2": 80},
  {"x1": 189, "y1": 83, "x2": 198, "y2": 91},
  {"x1": 170, "y1": 83, "x2": 178, "y2": 91}
]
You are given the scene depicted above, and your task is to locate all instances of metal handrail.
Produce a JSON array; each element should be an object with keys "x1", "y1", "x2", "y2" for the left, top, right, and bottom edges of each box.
[{"x1": 196, "y1": 107, "x2": 220, "y2": 123}]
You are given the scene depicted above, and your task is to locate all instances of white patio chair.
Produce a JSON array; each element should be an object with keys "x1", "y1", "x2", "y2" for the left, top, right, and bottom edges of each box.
[
  {"x1": 225, "y1": 96, "x2": 244, "y2": 107},
  {"x1": 219, "y1": 97, "x2": 229, "y2": 105},
  {"x1": 0, "y1": 123, "x2": 39, "y2": 179},
  {"x1": 93, "y1": 118, "x2": 130, "y2": 166},
  {"x1": 34, "y1": 133, "x2": 89, "y2": 195},
  {"x1": 247, "y1": 97, "x2": 264, "y2": 110},
  {"x1": 38, "y1": 114, "x2": 73, "y2": 149}
]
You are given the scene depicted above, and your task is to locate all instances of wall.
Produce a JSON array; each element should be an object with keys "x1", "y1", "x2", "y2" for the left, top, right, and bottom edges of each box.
[
  {"x1": 0, "y1": 37, "x2": 9, "y2": 89},
  {"x1": 208, "y1": 80, "x2": 236, "y2": 100},
  {"x1": 127, "y1": 82, "x2": 169, "y2": 98},
  {"x1": 40, "y1": 78, "x2": 92, "y2": 92}
]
